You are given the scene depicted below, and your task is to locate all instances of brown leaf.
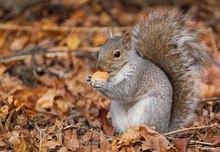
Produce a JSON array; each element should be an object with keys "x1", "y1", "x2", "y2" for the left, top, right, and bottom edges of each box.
[
  {"x1": 58, "y1": 147, "x2": 69, "y2": 152},
  {"x1": 119, "y1": 126, "x2": 142, "y2": 144},
  {"x1": 95, "y1": 108, "x2": 114, "y2": 136},
  {"x1": 0, "y1": 32, "x2": 5, "y2": 49},
  {"x1": 200, "y1": 82, "x2": 220, "y2": 99},
  {"x1": 54, "y1": 96, "x2": 70, "y2": 114},
  {"x1": 35, "y1": 89, "x2": 59, "y2": 111},
  {"x1": 0, "y1": 64, "x2": 6, "y2": 75},
  {"x1": 62, "y1": 0, "x2": 89, "y2": 8},
  {"x1": 172, "y1": 137, "x2": 192, "y2": 152},
  {"x1": 63, "y1": 129, "x2": 80, "y2": 151},
  {"x1": 10, "y1": 36, "x2": 29, "y2": 51},
  {"x1": 0, "y1": 105, "x2": 9, "y2": 120},
  {"x1": 93, "y1": 34, "x2": 106, "y2": 47},
  {"x1": 41, "y1": 131, "x2": 61, "y2": 150},
  {"x1": 100, "y1": 132, "x2": 112, "y2": 151},
  {"x1": 9, "y1": 131, "x2": 28, "y2": 152},
  {"x1": 12, "y1": 88, "x2": 46, "y2": 116},
  {"x1": 66, "y1": 34, "x2": 80, "y2": 49},
  {"x1": 117, "y1": 125, "x2": 176, "y2": 152},
  {"x1": 81, "y1": 131, "x2": 100, "y2": 148},
  {"x1": 139, "y1": 125, "x2": 176, "y2": 152},
  {"x1": 0, "y1": 74, "x2": 24, "y2": 98}
]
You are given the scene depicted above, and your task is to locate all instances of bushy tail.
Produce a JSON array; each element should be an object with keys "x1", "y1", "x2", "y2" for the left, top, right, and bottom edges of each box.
[{"x1": 131, "y1": 10, "x2": 210, "y2": 131}]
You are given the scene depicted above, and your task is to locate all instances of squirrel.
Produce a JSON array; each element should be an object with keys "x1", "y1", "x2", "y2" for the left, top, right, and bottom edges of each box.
[{"x1": 86, "y1": 10, "x2": 209, "y2": 133}]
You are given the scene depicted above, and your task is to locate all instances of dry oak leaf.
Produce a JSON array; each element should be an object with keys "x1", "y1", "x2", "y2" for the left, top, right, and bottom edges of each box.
[
  {"x1": 41, "y1": 19, "x2": 57, "y2": 30},
  {"x1": 139, "y1": 125, "x2": 176, "y2": 152},
  {"x1": 35, "y1": 89, "x2": 68, "y2": 112},
  {"x1": 0, "y1": 64, "x2": 6, "y2": 75},
  {"x1": 200, "y1": 82, "x2": 220, "y2": 99},
  {"x1": 41, "y1": 133, "x2": 61, "y2": 150},
  {"x1": 10, "y1": 36, "x2": 29, "y2": 51},
  {"x1": 9, "y1": 131, "x2": 28, "y2": 152},
  {"x1": 0, "y1": 105, "x2": 9, "y2": 120},
  {"x1": 118, "y1": 126, "x2": 143, "y2": 144},
  {"x1": 172, "y1": 137, "x2": 192, "y2": 152},
  {"x1": 63, "y1": 129, "x2": 80, "y2": 151},
  {"x1": 66, "y1": 34, "x2": 80, "y2": 49},
  {"x1": 93, "y1": 34, "x2": 106, "y2": 47},
  {"x1": 0, "y1": 32, "x2": 5, "y2": 48},
  {"x1": 95, "y1": 108, "x2": 114, "y2": 136},
  {"x1": 100, "y1": 132, "x2": 112, "y2": 152},
  {"x1": 11, "y1": 88, "x2": 46, "y2": 116},
  {"x1": 117, "y1": 125, "x2": 176, "y2": 152}
]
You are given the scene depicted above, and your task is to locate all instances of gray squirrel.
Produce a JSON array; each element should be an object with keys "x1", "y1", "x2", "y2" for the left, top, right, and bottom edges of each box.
[{"x1": 86, "y1": 10, "x2": 209, "y2": 133}]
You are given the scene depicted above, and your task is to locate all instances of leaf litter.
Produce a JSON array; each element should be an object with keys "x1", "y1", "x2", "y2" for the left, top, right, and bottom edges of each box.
[{"x1": 0, "y1": 0, "x2": 219, "y2": 151}]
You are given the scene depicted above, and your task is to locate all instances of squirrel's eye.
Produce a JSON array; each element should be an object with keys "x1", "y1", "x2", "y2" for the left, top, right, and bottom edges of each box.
[{"x1": 114, "y1": 51, "x2": 121, "y2": 58}]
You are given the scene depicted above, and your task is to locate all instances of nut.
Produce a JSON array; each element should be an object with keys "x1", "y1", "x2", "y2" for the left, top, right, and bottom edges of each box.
[{"x1": 91, "y1": 71, "x2": 109, "y2": 82}]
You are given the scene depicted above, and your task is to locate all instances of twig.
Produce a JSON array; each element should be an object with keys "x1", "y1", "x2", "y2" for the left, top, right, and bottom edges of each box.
[
  {"x1": 200, "y1": 98, "x2": 220, "y2": 103},
  {"x1": 35, "y1": 124, "x2": 47, "y2": 152},
  {"x1": 208, "y1": 27, "x2": 219, "y2": 52},
  {"x1": 63, "y1": 124, "x2": 118, "y2": 140},
  {"x1": 189, "y1": 140, "x2": 216, "y2": 146},
  {"x1": 2, "y1": 139, "x2": 15, "y2": 151},
  {"x1": 164, "y1": 123, "x2": 218, "y2": 136},
  {"x1": 200, "y1": 146, "x2": 220, "y2": 151},
  {"x1": 5, "y1": 110, "x2": 15, "y2": 131},
  {"x1": 0, "y1": 47, "x2": 99, "y2": 63},
  {"x1": 0, "y1": 23, "x2": 130, "y2": 33},
  {"x1": 190, "y1": 140, "x2": 216, "y2": 146}
]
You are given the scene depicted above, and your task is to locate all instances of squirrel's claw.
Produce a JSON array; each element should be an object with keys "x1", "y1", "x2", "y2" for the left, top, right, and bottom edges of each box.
[{"x1": 86, "y1": 76, "x2": 92, "y2": 84}]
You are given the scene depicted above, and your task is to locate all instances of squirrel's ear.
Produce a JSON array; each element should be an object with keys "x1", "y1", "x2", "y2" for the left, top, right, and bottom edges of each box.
[
  {"x1": 122, "y1": 31, "x2": 131, "y2": 50},
  {"x1": 108, "y1": 28, "x2": 114, "y2": 38}
]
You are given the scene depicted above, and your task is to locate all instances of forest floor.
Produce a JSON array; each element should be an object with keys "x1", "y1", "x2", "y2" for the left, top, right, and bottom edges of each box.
[{"x1": 0, "y1": 0, "x2": 219, "y2": 151}]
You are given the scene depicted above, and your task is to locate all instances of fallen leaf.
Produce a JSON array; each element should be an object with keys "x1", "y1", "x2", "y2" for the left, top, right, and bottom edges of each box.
[
  {"x1": 35, "y1": 89, "x2": 58, "y2": 111},
  {"x1": 116, "y1": 125, "x2": 176, "y2": 152},
  {"x1": 63, "y1": 129, "x2": 80, "y2": 151},
  {"x1": 0, "y1": 105, "x2": 9, "y2": 120},
  {"x1": 0, "y1": 64, "x2": 6, "y2": 75},
  {"x1": 62, "y1": 0, "x2": 89, "y2": 7},
  {"x1": 95, "y1": 108, "x2": 114, "y2": 136},
  {"x1": 118, "y1": 126, "x2": 142, "y2": 144},
  {"x1": 0, "y1": 32, "x2": 5, "y2": 48},
  {"x1": 54, "y1": 96, "x2": 70, "y2": 114},
  {"x1": 0, "y1": 73, "x2": 24, "y2": 98},
  {"x1": 9, "y1": 131, "x2": 28, "y2": 152},
  {"x1": 172, "y1": 137, "x2": 192, "y2": 152},
  {"x1": 100, "y1": 132, "x2": 112, "y2": 152},
  {"x1": 200, "y1": 82, "x2": 220, "y2": 99},
  {"x1": 66, "y1": 34, "x2": 80, "y2": 49},
  {"x1": 10, "y1": 36, "x2": 29, "y2": 51},
  {"x1": 139, "y1": 125, "x2": 176, "y2": 152},
  {"x1": 42, "y1": 19, "x2": 56, "y2": 30},
  {"x1": 58, "y1": 147, "x2": 69, "y2": 152},
  {"x1": 12, "y1": 88, "x2": 46, "y2": 116},
  {"x1": 93, "y1": 34, "x2": 106, "y2": 47}
]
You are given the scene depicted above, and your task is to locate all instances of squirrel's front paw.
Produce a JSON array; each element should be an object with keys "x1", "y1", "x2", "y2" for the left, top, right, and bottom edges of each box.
[{"x1": 92, "y1": 80, "x2": 107, "y2": 89}]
